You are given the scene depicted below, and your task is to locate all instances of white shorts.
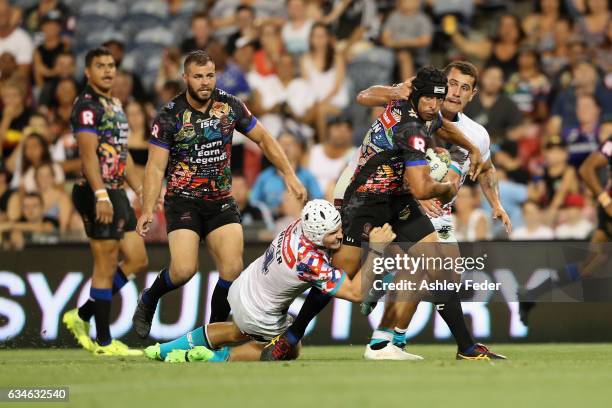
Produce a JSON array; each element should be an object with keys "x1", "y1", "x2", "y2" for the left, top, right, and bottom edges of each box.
[
  {"x1": 430, "y1": 215, "x2": 457, "y2": 243},
  {"x1": 227, "y1": 275, "x2": 291, "y2": 341}
]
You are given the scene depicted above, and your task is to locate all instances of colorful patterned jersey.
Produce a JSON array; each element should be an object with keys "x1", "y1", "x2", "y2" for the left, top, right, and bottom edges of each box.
[
  {"x1": 150, "y1": 89, "x2": 257, "y2": 200},
  {"x1": 70, "y1": 85, "x2": 129, "y2": 189},
  {"x1": 236, "y1": 219, "x2": 346, "y2": 317},
  {"x1": 353, "y1": 99, "x2": 443, "y2": 194}
]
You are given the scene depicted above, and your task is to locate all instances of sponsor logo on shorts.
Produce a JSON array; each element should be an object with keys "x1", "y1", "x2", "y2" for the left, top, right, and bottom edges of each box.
[
  {"x1": 180, "y1": 212, "x2": 192, "y2": 221},
  {"x1": 345, "y1": 236, "x2": 355, "y2": 243},
  {"x1": 221, "y1": 203, "x2": 231, "y2": 211},
  {"x1": 398, "y1": 206, "x2": 411, "y2": 220}
]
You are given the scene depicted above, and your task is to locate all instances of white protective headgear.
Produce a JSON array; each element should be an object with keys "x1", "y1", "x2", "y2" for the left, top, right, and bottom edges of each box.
[{"x1": 300, "y1": 199, "x2": 342, "y2": 246}]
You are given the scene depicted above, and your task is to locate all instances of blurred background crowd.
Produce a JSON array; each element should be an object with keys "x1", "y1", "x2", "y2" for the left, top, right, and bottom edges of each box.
[{"x1": 0, "y1": 0, "x2": 610, "y2": 250}]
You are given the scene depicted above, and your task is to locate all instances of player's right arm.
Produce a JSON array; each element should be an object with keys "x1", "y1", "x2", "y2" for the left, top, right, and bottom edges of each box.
[
  {"x1": 71, "y1": 100, "x2": 112, "y2": 224},
  {"x1": 579, "y1": 141, "x2": 612, "y2": 216},
  {"x1": 356, "y1": 80, "x2": 412, "y2": 107},
  {"x1": 333, "y1": 224, "x2": 396, "y2": 302},
  {"x1": 137, "y1": 108, "x2": 173, "y2": 236}
]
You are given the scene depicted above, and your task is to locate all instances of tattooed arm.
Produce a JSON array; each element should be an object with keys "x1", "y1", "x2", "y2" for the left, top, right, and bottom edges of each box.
[{"x1": 478, "y1": 159, "x2": 512, "y2": 234}]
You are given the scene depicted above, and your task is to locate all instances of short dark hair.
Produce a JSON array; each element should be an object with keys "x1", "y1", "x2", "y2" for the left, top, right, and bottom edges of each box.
[
  {"x1": 444, "y1": 61, "x2": 479, "y2": 89},
  {"x1": 85, "y1": 47, "x2": 114, "y2": 67},
  {"x1": 237, "y1": 4, "x2": 255, "y2": 14},
  {"x1": 23, "y1": 192, "x2": 43, "y2": 204},
  {"x1": 191, "y1": 11, "x2": 209, "y2": 24},
  {"x1": 184, "y1": 50, "x2": 214, "y2": 71}
]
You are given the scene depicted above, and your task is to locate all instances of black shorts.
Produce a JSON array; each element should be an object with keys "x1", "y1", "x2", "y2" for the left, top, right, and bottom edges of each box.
[
  {"x1": 597, "y1": 205, "x2": 612, "y2": 239},
  {"x1": 341, "y1": 192, "x2": 434, "y2": 247},
  {"x1": 165, "y1": 195, "x2": 241, "y2": 238},
  {"x1": 72, "y1": 183, "x2": 136, "y2": 240}
]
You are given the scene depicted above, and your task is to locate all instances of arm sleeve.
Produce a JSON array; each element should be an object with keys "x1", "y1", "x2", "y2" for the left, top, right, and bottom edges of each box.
[
  {"x1": 228, "y1": 95, "x2": 257, "y2": 134},
  {"x1": 70, "y1": 99, "x2": 103, "y2": 135},
  {"x1": 149, "y1": 106, "x2": 176, "y2": 150},
  {"x1": 296, "y1": 249, "x2": 347, "y2": 296}
]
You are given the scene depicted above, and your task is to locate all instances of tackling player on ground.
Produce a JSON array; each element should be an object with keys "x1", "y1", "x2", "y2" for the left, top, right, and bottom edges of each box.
[
  {"x1": 142, "y1": 200, "x2": 395, "y2": 362},
  {"x1": 132, "y1": 50, "x2": 306, "y2": 338},
  {"x1": 62, "y1": 47, "x2": 148, "y2": 356}
]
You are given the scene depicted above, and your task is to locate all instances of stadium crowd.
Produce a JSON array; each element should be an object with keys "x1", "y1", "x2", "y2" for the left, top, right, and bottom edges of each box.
[{"x1": 0, "y1": 0, "x2": 610, "y2": 250}]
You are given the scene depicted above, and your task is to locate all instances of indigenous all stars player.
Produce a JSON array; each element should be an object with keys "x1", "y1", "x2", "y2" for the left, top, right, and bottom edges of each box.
[
  {"x1": 142, "y1": 200, "x2": 396, "y2": 363},
  {"x1": 62, "y1": 47, "x2": 148, "y2": 356},
  {"x1": 359, "y1": 61, "x2": 510, "y2": 360},
  {"x1": 132, "y1": 50, "x2": 306, "y2": 338},
  {"x1": 519, "y1": 135, "x2": 612, "y2": 324},
  {"x1": 261, "y1": 67, "x2": 493, "y2": 361}
]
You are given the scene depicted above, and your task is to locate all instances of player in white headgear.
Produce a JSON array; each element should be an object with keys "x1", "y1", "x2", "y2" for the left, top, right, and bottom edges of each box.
[{"x1": 143, "y1": 200, "x2": 405, "y2": 362}]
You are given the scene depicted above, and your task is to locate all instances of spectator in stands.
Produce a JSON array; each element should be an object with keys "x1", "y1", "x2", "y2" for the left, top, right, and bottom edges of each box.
[
  {"x1": 575, "y1": 0, "x2": 610, "y2": 51},
  {"x1": 112, "y1": 70, "x2": 135, "y2": 107},
  {"x1": 227, "y1": 5, "x2": 258, "y2": 57},
  {"x1": 561, "y1": 94, "x2": 602, "y2": 167},
  {"x1": 251, "y1": 130, "x2": 322, "y2": 215},
  {"x1": 254, "y1": 22, "x2": 284, "y2": 76},
  {"x1": 158, "y1": 80, "x2": 182, "y2": 106},
  {"x1": 207, "y1": 40, "x2": 251, "y2": 100},
  {"x1": 273, "y1": 190, "x2": 305, "y2": 235},
  {"x1": 181, "y1": 11, "x2": 211, "y2": 55},
  {"x1": 450, "y1": 13, "x2": 524, "y2": 79},
  {"x1": 0, "y1": 0, "x2": 34, "y2": 80},
  {"x1": 522, "y1": 0, "x2": 564, "y2": 50},
  {"x1": 482, "y1": 165, "x2": 531, "y2": 232},
  {"x1": 0, "y1": 81, "x2": 33, "y2": 158},
  {"x1": 0, "y1": 192, "x2": 58, "y2": 250},
  {"x1": 8, "y1": 132, "x2": 64, "y2": 192},
  {"x1": 540, "y1": 18, "x2": 573, "y2": 77},
  {"x1": 594, "y1": 20, "x2": 612, "y2": 74},
  {"x1": 282, "y1": 0, "x2": 314, "y2": 56},
  {"x1": 535, "y1": 136, "x2": 579, "y2": 224},
  {"x1": 511, "y1": 201, "x2": 555, "y2": 240},
  {"x1": 38, "y1": 50, "x2": 76, "y2": 108},
  {"x1": 307, "y1": 115, "x2": 355, "y2": 199},
  {"x1": 554, "y1": 193, "x2": 594, "y2": 239},
  {"x1": 231, "y1": 172, "x2": 273, "y2": 230},
  {"x1": 32, "y1": 163, "x2": 72, "y2": 232},
  {"x1": 550, "y1": 61, "x2": 611, "y2": 135},
  {"x1": 301, "y1": 22, "x2": 349, "y2": 139},
  {"x1": 380, "y1": 0, "x2": 433, "y2": 80},
  {"x1": 126, "y1": 100, "x2": 150, "y2": 182},
  {"x1": 23, "y1": 0, "x2": 74, "y2": 40},
  {"x1": 0, "y1": 52, "x2": 26, "y2": 90},
  {"x1": 48, "y1": 77, "x2": 79, "y2": 124},
  {"x1": 155, "y1": 46, "x2": 182, "y2": 96},
  {"x1": 464, "y1": 65, "x2": 523, "y2": 145},
  {"x1": 453, "y1": 185, "x2": 491, "y2": 242},
  {"x1": 32, "y1": 12, "x2": 67, "y2": 89},
  {"x1": 505, "y1": 48, "x2": 551, "y2": 122},
  {"x1": 102, "y1": 39, "x2": 148, "y2": 102}
]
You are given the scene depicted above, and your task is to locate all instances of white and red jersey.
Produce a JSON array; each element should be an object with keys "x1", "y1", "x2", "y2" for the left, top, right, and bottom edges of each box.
[
  {"x1": 234, "y1": 219, "x2": 346, "y2": 323},
  {"x1": 430, "y1": 112, "x2": 491, "y2": 234}
]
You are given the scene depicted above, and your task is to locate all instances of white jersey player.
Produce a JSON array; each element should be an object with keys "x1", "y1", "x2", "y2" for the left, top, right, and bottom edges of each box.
[{"x1": 144, "y1": 200, "x2": 400, "y2": 363}]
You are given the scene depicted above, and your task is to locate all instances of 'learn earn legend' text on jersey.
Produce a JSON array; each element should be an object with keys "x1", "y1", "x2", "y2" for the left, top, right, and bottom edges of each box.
[{"x1": 150, "y1": 89, "x2": 257, "y2": 200}]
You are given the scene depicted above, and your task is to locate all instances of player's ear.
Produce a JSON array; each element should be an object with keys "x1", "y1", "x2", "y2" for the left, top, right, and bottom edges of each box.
[{"x1": 470, "y1": 86, "x2": 478, "y2": 101}]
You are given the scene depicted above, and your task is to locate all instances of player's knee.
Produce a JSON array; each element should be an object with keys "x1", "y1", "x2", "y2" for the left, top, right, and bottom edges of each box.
[
  {"x1": 218, "y1": 258, "x2": 243, "y2": 280},
  {"x1": 170, "y1": 263, "x2": 197, "y2": 282}
]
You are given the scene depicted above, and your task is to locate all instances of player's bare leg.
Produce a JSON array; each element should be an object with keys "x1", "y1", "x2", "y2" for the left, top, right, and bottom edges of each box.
[
  {"x1": 119, "y1": 231, "x2": 149, "y2": 278},
  {"x1": 133, "y1": 229, "x2": 199, "y2": 338},
  {"x1": 205, "y1": 223, "x2": 244, "y2": 322}
]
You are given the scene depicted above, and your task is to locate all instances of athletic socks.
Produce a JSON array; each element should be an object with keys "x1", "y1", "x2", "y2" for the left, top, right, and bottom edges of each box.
[
  {"x1": 434, "y1": 291, "x2": 475, "y2": 352},
  {"x1": 392, "y1": 327, "x2": 408, "y2": 347},
  {"x1": 91, "y1": 287, "x2": 112, "y2": 346},
  {"x1": 286, "y1": 287, "x2": 332, "y2": 343},
  {"x1": 209, "y1": 278, "x2": 233, "y2": 323},
  {"x1": 159, "y1": 326, "x2": 210, "y2": 359},
  {"x1": 142, "y1": 268, "x2": 178, "y2": 308},
  {"x1": 78, "y1": 268, "x2": 131, "y2": 322},
  {"x1": 369, "y1": 328, "x2": 394, "y2": 350},
  {"x1": 208, "y1": 346, "x2": 230, "y2": 362}
]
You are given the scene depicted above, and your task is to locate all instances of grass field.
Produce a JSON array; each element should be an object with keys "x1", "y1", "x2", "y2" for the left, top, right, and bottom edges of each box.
[{"x1": 1, "y1": 344, "x2": 612, "y2": 408}]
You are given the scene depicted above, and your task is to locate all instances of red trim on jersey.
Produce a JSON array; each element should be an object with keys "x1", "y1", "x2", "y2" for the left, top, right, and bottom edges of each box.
[
  {"x1": 380, "y1": 103, "x2": 398, "y2": 129},
  {"x1": 281, "y1": 220, "x2": 299, "y2": 268}
]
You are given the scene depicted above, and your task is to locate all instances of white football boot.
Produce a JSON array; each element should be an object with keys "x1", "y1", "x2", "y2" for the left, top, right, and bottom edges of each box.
[{"x1": 363, "y1": 342, "x2": 424, "y2": 361}]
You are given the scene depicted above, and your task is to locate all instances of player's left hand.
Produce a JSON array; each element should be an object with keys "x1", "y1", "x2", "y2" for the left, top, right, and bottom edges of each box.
[
  {"x1": 468, "y1": 148, "x2": 484, "y2": 181},
  {"x1": 285, "y1": 173, "x2": 307, "y2": 203},
  {"x1": 493, "y1": 205, "x2": 512, "y2": 234},
  {"x1": 369, "y1": 223, "x2": 396, "y2": 244},
  {"x1": 419, "y1": 199, "x2": 443, "y2": 217}
]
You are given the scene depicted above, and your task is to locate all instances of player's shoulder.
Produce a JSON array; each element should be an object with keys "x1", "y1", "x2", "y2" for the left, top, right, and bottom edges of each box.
[
  {"x1": 160, "y1": 93, "x2": 187, "y2": 115},
  {"x1": 73, "y1": 87, "x2": 102, "y2": 109},
  {"x1": 459, "y1": 112, "x2": 490, "y2": 145},
  {"x1": 212, "y1": 88, "x2": 239, "y2": 103}
]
